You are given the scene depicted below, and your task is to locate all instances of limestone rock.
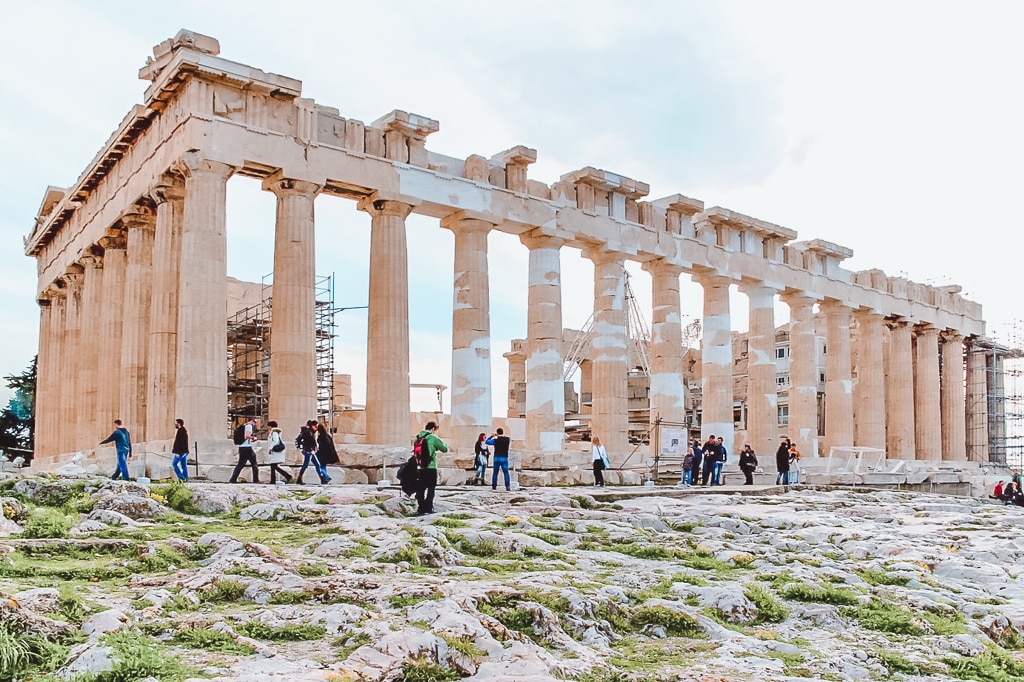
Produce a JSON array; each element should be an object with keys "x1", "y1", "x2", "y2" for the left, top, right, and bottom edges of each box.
[{"x1": 92, "y1": 493, "x2": 168, "y2": 520}]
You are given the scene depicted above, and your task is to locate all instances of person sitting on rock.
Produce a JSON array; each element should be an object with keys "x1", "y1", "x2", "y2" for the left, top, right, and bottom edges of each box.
[{"x1": 991, "y1": 481, "x2": 1005, "y2": 500}]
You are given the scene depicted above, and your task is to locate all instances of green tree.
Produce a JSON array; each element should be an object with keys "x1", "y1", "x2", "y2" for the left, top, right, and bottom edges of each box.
[{"x1": 1, "y1": 356, "x2": 36, "y2": 457}]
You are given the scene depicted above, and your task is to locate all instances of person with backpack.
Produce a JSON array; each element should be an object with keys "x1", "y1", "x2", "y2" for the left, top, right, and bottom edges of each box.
[
  {"x1": 296, "y1": 420, "x2": 329, "y2": 485},
  {"x1": 171, "y1": 419, "x2": 190, "y2": 482},
  {"x1": 100, "y1": 419, "x2": 132, "y2": 481},
  {"x1": 266, "y1": 420, "x2": 292, "y2": 485},
  {"x1": 473, "y1": 432, "x2": 489, "y2": 485},
  {"x1": 228, "y1": 417, "x2": 260, "y2": 484},
  {"x1": 487, "y1": 428, "x2": 511, "y2": 491},
  {"x1": 414, "y1": 421, "x2": 448, "y2": 515}
]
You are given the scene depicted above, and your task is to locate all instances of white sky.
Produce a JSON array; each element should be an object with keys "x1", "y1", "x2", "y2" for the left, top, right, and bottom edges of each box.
[{"x1": 1, "y1": 1, "x2": 1022, "y2": 419}]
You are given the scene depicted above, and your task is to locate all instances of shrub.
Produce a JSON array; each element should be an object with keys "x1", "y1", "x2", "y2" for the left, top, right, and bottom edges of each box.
[
  {"x1": 199, "y1": 579, "x2": 246, "y2": 604},
  {"x1": 843, "y1": 600, "x2": 923, "y2": 635},
  {"x1": 153, "y1": 481, "x2": 202, "y2": 516},
  {"x1": 396, "y1": 657, "x2": 462, "y2": 682},
  {"x1": 268, "y1": 590, "x2": 310, "y2": 605},
  {"x1": 781, "y1": 584, "x2": 860, "y2": 606},
  {"x1": 0, "y1": 621, "x2": 68, "y2": 679},
  {"x1": 172, "y1": 628, "x2": 255, "y2": 655},
  {"x1": 630, "y1": 606, "x2": 703, "y2": 637},
  {"x1": 432, "y1": 517, "x2": 469, "y2": 529},
  {"x1": 745, "y1": 585, "x2": 789, "y2": 624},
  {"x1": 943, "y1": 650, "x2": 1024, "y2": 681},
  {"x1": 22, "y1": 507, "x2": 73, "y2": 539},
  {"x1": 236, "y1": 623, "x2": 325, "y2": 641},
  {"x1": 87, "y1": 629, "x2": 198, "y2": 682}
]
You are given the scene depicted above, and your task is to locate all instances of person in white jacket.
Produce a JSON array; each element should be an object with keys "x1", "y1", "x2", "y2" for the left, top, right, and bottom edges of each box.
[
  {"x1": 592, "y1": 436, "x2": 608, "y2": 488},
  {"x1": 266, "y1": 420, "x2": 292, "y2": 485}
]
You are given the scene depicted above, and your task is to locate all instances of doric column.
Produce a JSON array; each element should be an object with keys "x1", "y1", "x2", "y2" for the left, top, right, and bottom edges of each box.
[
  {"x1": 781, "y1": 292, "x2": 818, "y2": 456},
  {"x1": 520, "y1": 232, "x2": 566, "y2": 452},
  {"x1": 119, "y1": 209, "x2": 157, "y2": 442},
  {"x1": 265, "y1": 176, "x2": 322, "y2": 442},
  {"x1": 176, "y1": 157, "x2": 234, "y2": 442},
  {"x1": 642, "y1": 260, "x2": 686, "y2": 426},
  {"x1": 913, "y1": 324, "x2": 942, "y2": 459},
  {"x1": 441, "y1": 213, "x2": 494, "y2": 448},
  {"x1": 966, "y1": 341, "x2": 989, "y2": 462},
  {"x1": 579, "y1": 359, "x2": 593, "y2": 415},
  {"x1": 60, "y1": 267, "x2": 84, "y2": 454},
  {"x1": 695, "y1": 272, "x2": 733, "y2": 456},
  {"x1": 940, "y1": 330, "x2": 966, "y2": 461},
  {"x1": 359, "y1": 197, "x2": 415, "y2": 446},
  {"x1": 821, "y1": 300, "x2": 854, "y2": 451},
  {"x1": 503, "y1": 344, "x2": 526, "y2": 418},
  {"x1": 97, "y1": 235, "x2": 127, "y2": 437},
  {"x1": 741, "y1": 283, "x2": 778, "y2": 458},
  {"x1": 885, "y1": 318, "x2": 916, "y2": 459},
  {"x1": 587, "y1": 251, "x2": 628, "y2": 454},
  {"x1": 78, "y1": 254, "x2": 104, "y2": 445},
  {"x1": 852, "y1": 310, "x2": 885, "y2": 450},
  {"x1": 146, "y1": 179, "x2": 185, "y2": 442},
  {"x1": 34, "y1": 289, "x2": 58, "y2": 459}
]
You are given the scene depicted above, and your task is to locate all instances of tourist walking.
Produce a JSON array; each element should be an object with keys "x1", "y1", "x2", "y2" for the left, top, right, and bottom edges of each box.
[
  {"x1": 266, "y1": 420, "x2": 292, "y2": 485},
  {"x1": 488, "y1": 428, "x2": 512, "y2": 491},
  {"x1": 776, "y1": 437, "x2": 791, "y2": 485},
  {"x1": 100, "y1": 419, "x2": 132, "y2": 481},
  {"x1": 171, "y1": 419, "x2": 189, "y2": 482},
  {"x1": 296, "y1": 420, "x2": 328, "y2": 485},
  {"x1": 228, "y1": 417, "x2": 260, "y2": 484},
  {"x1": 316, "y1": 421, "x2": 338, "y2": 481},
  {"x1": 739, "y1": 444, "x2": 758, "y2": 486},
  {"x1": 414, "y1": 421, "x2": 448, "y2": 515},
  {"x1": 701, "y1": 435, "x2": 720, "y2": 486},
  {"x1": 591, "y1": 436, "x2": 609, "y2": 488},
  {"x1": 473, "y1": 432, "x2": 489, "y2": 485}
]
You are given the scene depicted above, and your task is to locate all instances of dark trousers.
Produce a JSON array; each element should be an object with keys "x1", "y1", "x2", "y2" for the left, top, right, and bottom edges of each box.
[
  {"x1": 229, "y1": 447, "x2": 259, "y2": 483},
  {"x1": 742, "y1": 468, "x2": 754, "y2": 485},
  {"x1": 269, "y1": 464, "x2": 292, "y2": 484},
  {"x1": 593, "y1": 459, "x2": 605, "y2": 486},
  {"x1": 701, "y1": 458, "x2": 716, "y2": 485},
  {"x1": 492, "y1": 457, "x2": 510, "y2": 490},
  {"x1": 416, "y1": 468, "x2": 438, "y2": 513}
]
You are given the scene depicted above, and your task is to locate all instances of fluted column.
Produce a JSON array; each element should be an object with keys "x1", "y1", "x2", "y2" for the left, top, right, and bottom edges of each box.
[
  {"x1": 441, "y1": 214, "x2": 494, "y2": 448},
  {"x1": 914, "y1": 324, "x2": 942, "y2": 459},
  {"x1": 265, "y1": 176, "x2": 322, "y2": 442},
  {"x1": 853, "y1": 310, "x2": 885, "y2": 450},
  {"x1": 741, "y1": 283, "x2": 778, "y2": 458},
  {"x1": 821, "y1": 300, "x2": 854, "y2": 451},
  {"x1": 78, "y1": 254, "x2": 104, "y2": 445},
  {"x1": 503, "y1": 345, "x2": 526, "y2": 418},
  {"x1": 359, "y1": 197, "x2": 414, "y2": 445},
  {"x1": 588, "y1": 252, "x2": 628, "y2": 454},
  {"x1": 965, "y1": 342, "x2": 989, "y2": 462},
  {"x1": 782, "y1": 293, "x2": 818, "y2": 456},
  {"x1": 146, "y1": 179, "x2": 185, "y2": 442},
  {"x1": 642, "y1": 260, "x2": 686, "y2": 426},
  {"x1": 34, "y1": 290, "x2": 58, "y2": 459},
  {"x1": 97, "y1": 235, "x2": 127, "y2": 437},
  {"x1": 695, "y1": 272, "x2": 733, "y2": 456},
  {"x1": 60, "y1": 267, "x2": 84, "y2": 454},
  {"x1": 119, "y1": 210, "x2": 156, "y2": 442},
  {"x1": 940, "y1": 330, "x2": 966, "y2": 461},
  {"x1": 520, "y1": 233, "x2": 566, "y2": 452},
  {"x1": 885, "y1": 318, "x2": 916, "y2": 459}
]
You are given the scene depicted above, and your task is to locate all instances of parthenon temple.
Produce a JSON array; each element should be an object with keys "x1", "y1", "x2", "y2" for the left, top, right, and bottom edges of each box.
[{"x1": 26, "y1": 30, "x2": 995, "y2": 483}]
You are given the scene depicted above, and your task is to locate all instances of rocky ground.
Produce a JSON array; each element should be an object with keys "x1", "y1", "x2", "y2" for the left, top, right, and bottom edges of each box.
[{"x1": 2, "y1": 476, "x2": 1024, "y2": 682}]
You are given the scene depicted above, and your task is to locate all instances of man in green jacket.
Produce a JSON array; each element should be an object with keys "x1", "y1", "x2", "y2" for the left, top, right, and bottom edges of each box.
[{"x1": 415, "y1": 421, "x2": 448, "y2": 515}]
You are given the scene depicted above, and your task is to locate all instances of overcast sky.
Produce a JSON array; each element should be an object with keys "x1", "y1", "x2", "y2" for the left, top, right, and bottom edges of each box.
[{"x1": 2, "y1": 1, "x2": 1022, "y2": 421}]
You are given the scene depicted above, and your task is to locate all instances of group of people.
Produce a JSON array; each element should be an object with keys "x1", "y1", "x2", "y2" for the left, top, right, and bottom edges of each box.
[
  {"x1": 472, "y1": 429, "x2": 513, "y2": 491},
  {"x1": 673, "y1": 434, "x2": 801, "y2": 487},
  {"x1": 775, "y1": 437, "x2": 801, "y2": 485},
  {"x1": 991, "y1": 472, "x2": 1024, "y2": 505}
]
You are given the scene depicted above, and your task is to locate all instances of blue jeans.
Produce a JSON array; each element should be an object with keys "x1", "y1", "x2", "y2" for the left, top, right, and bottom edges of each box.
[
  {"x1": 299, "y1": 451, "x2": 327, "y2": 482},
  {"x1": 492, "y1": 457, "x2": 510, "y2": 490},
  {"x1": 682, "y1": 469, "x2": 693, "y2": 485},
  {"x1": 172, "y1": 453, "x2": 189, "y2": 481},
  {"x1": 475, "y1": 463, "x2": 487, "y2": 479},
  {"x1": 112, "y1": 449, "x2": 131, "y2": 480},
  {"x1": 712, "y1": 461, "x2": 723, "y2": 485}
]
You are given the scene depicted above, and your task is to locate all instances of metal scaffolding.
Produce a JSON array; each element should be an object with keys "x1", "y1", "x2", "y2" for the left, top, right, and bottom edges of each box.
[{"x1": 966, "y1": 321, "x2": 1024, "y2": 466}]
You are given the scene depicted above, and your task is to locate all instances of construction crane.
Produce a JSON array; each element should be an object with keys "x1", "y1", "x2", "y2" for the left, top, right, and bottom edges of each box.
[{"x1": 564, "y1": 272, "x2": 652, "y2": 380}]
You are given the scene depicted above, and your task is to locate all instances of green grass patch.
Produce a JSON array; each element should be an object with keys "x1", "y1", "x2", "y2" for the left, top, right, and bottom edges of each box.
[
  {"x1": 172, "y1": 627, "x2": 256, "y2": 655},
  {"x1": 440, "y1": 634, "x2": 484, "y2": 660},
  {"x1": 268, "y1": 590, "x2": 311, "y2": 605},
  {"x1": 22, "y1": 507, "x2": 73, "y2": 539},
  {"x1": 630, "y1": 606, "x2": 703, "y2": 637},
  {"x1": 943, "y1": 649, "x2": 1024, "y2": 681},
  {"x1": 150, "y1": 481, "x2": 203, "y2": 515},
  {"x1": 80, "y1": 628, "x2": 199, "y2": 681},
  {"x1": 745, "y1": 585, "x2": 789, "y2": 624},
  {"x1": 781, "y1": 584, "x2": 860, "y2": 606},
  {"x1": 432, "y1": 516, "x2": 470, "y2": 529},
  {"x1": 396, "y1": 657, "x2": 462, "y2": 682},
  {"x1": 856, "y1": 567, "x2": 911, "y2": 587},
  {"x1": 0, "y1": 621, "x2": 69, "y2": 679},
  {"x1": 843, "y1": 600, "x2": 923, "y2": 635},
  {"x1": 878, "y1": 650, "x2": 924, "y2": 675},
  {"x1": 235, "y1": 622, "x2": 326, "y2": 641},
  {"x1": 199, "y1": 579, "x2": 247, "y2": 604}
]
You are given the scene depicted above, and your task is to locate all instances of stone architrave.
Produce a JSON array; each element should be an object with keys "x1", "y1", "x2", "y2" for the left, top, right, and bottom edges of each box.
[
  {"x1": 96, "y1": 236, "x2": 127, "y2": 437},
  {"x1": 77, "y1": 255, "x2": 104, "y2": 444},
  {"x1": 265, "y1": 176, "x2": 322, "y2": 442},
  {"x1": 781, "y1": 292, "x2": 818, "y2": 456},
  {"x1": 359, "y1": 197, "x2": 415, "y2": 446},
  {"x1": 176, "y1": 156, "x2": 235, "y2": 442},
  {"x1": 885, "y1": 318, "x2": 916, "y2": 460},
  {"x1": 520, "y1": 232, "x2": 566, "y2": 453},
  {"x1": 34, "y1": 290, "x2": 58, "y2": 459},
  {"x1": 642, "y1": 260, "x2": 686, "y2": 426},
  {"x1": 119, "y1": 210, "x2": 157, "y2": 441},
  {"x1": 695, "y1": 272, "x2": 733, "y2": 456},
  {"x1": 60, "y1": 268, "x2": 84, "y2": 454},
  {"x1": 587, "y1": 251, "x2": 628, "y2": 454},
  {"x1": 914, "y1": 324, "x2": 942, "y2": 460},
  {"x1": 741, "y1": 283, "x2": 778, "y2": 458},
  {"x1": 821, "y1": 300, "x2": 854, "y2": 451},
  {"x1": 441, "y1": 213, "x2": 495, "y2": 449},
  {"x1": 965, "y1": 342, "x2": 989, "y2": 462},
  {"x1": 852, "y1": 310, "x2": 885, "y2": 451},
  {"x1": 146, "y1": 179, "x2": 185, "y2": 442},
  {"x1": 940, "y1": 330, "x2": 966, "y2": 461}
]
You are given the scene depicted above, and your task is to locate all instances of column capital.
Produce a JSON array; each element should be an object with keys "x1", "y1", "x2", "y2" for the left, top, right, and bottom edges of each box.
[
  {"x1": 148, "y1": 176, "x2": 185, "y2": 205},
  {"x1": 519, "y1": 231, "x2": 566, "y2": 251},
  {"x1": 884, "y1": 315, "x2": 910, "y2": 331},
  {"x1": 941, "y1": 329, "x2": 964, "y2": 344},
  {"x1": 357, "y1": 195, "x2": 415, "y2": 219},
  {"x1": 852, "y1": 308, "x2": 884, "y2": 322},
  {"x1": 262, "y1": 174, "x2": 322, "y2": 199},
  {"x1": 691, "y1": 270, "x2": 732, "y2": 288},
  {"x1": 738, "y1": 281, "x2": 781, "y2": 297},
  {"x1": 98, "y1": 235, "x2": 127, "y2": 252},
  {"x1": 120, "y1": 209, "x2": 156, "y2": 233},
  {"x1": 640, "y1": 259, "x2": 684, "y2": 277},
  {"x1": 582, "y1": 248, "x2": 625, "y2": 266},
  {"x1": 172, "y1": 153, "x2": 236, "y2": 181},
  {"x1": 61, "y1": 265, "x2": 85, "y2": 289},
  {"x1": 78, "y1": 254, "x2": 103, "y2": 270},
  {"x1": 818, "y1": 298, "x2": 851, "y2": 314},
  {"x1": 780, "y1": 290, "x2": 818, "y2": 309},
  {"x1": 440, "y1": 210, "x2": 497, "y2": 233},
  {"x1": 914, "y1": 323, "x2": 939, "y2": 337}
]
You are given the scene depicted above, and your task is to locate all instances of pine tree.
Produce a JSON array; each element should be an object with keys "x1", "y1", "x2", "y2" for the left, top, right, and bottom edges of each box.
[{"x1": 1, "y1": 356, "x2": 36, "y2": 457}]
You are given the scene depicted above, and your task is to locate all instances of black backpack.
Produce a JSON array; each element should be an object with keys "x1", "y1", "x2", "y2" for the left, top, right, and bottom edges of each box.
[
  {"x1": 396, "y1": 455, "x2": 420, "y2": 497},
  {"x1": 233, "y1": 424, "x2": 246, "y2": 446}
]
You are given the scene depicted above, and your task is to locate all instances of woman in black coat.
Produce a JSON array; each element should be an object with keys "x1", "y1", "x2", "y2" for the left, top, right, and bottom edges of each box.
[
  {"x1": 316, "y1": 421, "x2": 340, "y2": 466},
  {"x1": 775, "y1": 439, "x2": 791, "y2": 485},
  {"x1": 739, "y1": 445, "x2": 758, "y2": 486}
]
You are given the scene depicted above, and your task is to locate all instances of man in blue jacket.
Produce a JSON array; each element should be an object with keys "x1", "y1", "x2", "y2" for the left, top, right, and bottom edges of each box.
[{"x1": 100, "y1": 419, "x2": 132, "y2": 481}]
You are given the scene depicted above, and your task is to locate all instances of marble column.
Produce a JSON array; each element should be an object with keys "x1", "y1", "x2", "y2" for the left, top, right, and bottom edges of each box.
[
  {"x1": 441, "y1": 214, "x2": 494, "y2": 448},
  {"x1": 781, "y1": 293, "x2": 818, "y2": 456},
  {"x1": 97, "y1": 235, "x2": 127, "y2": 439},
  {"x1": 588, "y1": 252, "x2": 628, "y2": 454},
  {"x1": 503, "y1": 346, "x2": 526, "y2": 418},
  {"x1": 965, "y1": 342, "x2": 989, "y2": 462},
  {"x1": 265, "y1": 177, "x2": 322, "y2": 442},
  {"x1": 146, "y1": 179, "x2": 185, "y2": 442},
  {"x1": 119, "y1": 210, "x2": 157, "y2": 442},
  {"x1": 642, "y1": 260, "x2": 686, "y2": 426},
  {"x1": 176, "y1": 157, "x2": 235, "y2": 441},
  {"x1": 821, "y1": 301, "x2": 854, "y2": 451},
  {"x1": 60, "y1": 267, "x2": 84, "y2": 454},
  {"x1": 741, "y1": 283, "x2": 778, "y2": 458},
  {"x1": 34, "y1": 290, "x2": 57, "y2": 459},
  {"x1": 78, "y1": 254, "x2": 104, "y2": 445},
  {"x1": 940, "y1": 330, "x2": 966, "y2": 461},
  {"x1": 359, "y1": 198, "x2": 414, "y2": 446},
  {"x1": 520, "y1": 233, "x2": 566, "y2": 452},
  {"x1": 884, "y1": 318, "x2": 916, "y2": 460},
  {"x1": 913, "y1": 324, "x2": 942, "y2": 460},
  {"x1": 852, "y1": 310, "x2": 885, "y2": 450},
  {"x1": 695, "y1": 272, "x2": 733, "y2": 456}
]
